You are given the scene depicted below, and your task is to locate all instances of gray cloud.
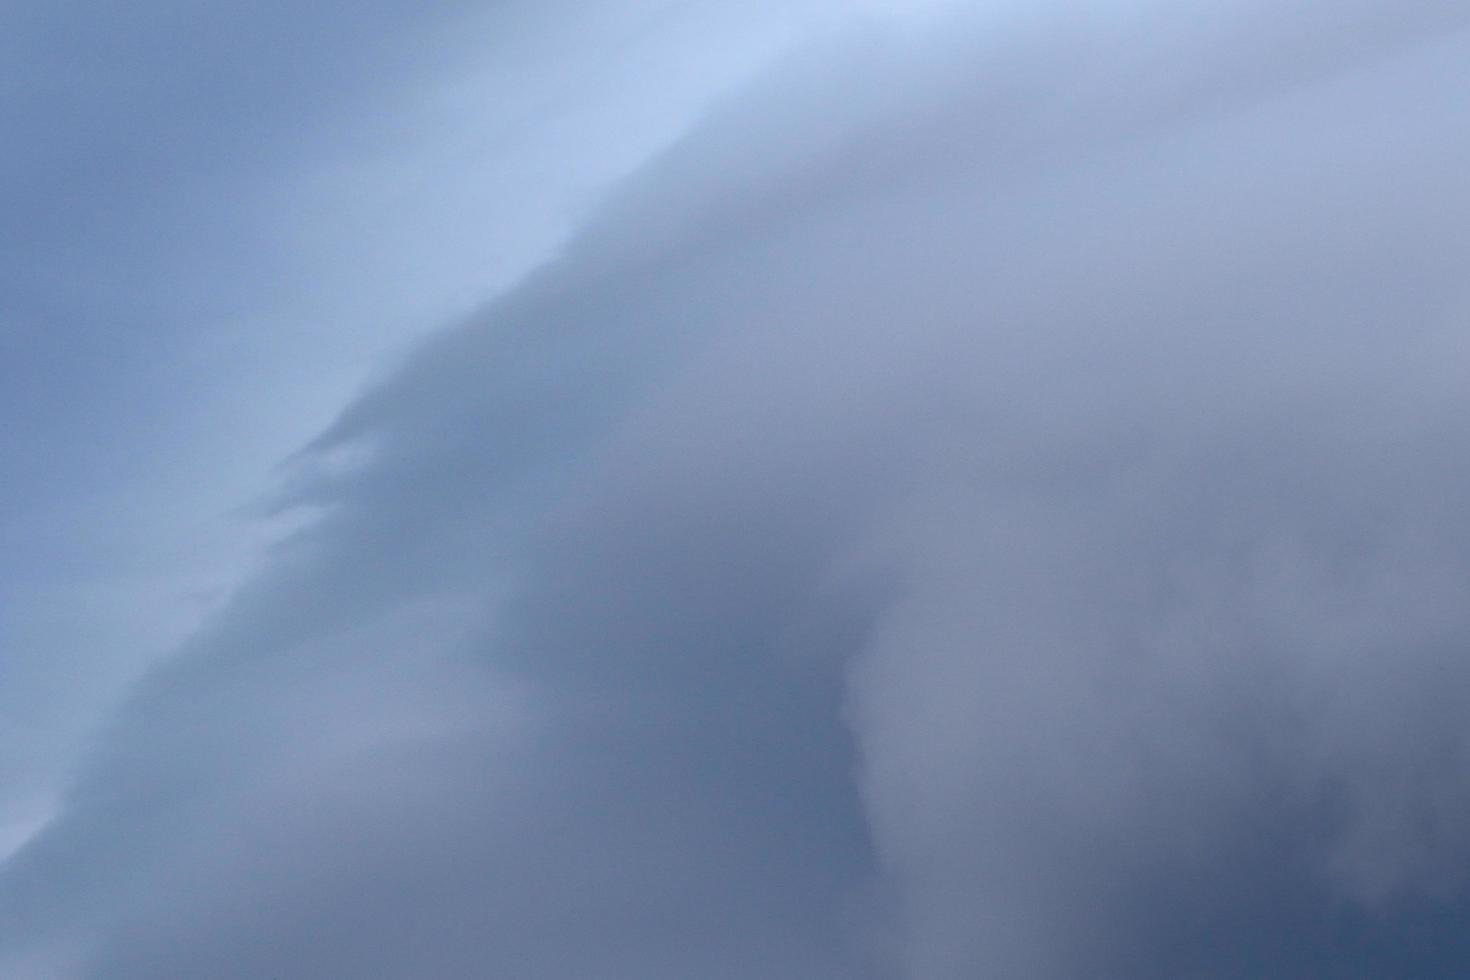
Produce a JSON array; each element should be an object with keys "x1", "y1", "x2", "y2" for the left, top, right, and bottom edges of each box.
[
  {"x1": 0, "y1": 0, "x2": 819, "y2": 864},
  {"x1": 8, "y1": 1, "x2": 1470, "y2": 977}
]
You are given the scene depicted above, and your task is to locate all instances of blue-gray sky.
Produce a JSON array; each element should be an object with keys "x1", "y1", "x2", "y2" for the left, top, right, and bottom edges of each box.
[
  {"x1": 7, "y1": 1, "x2": 1470, "y2": 977},
  {"x1": 0, "y1": 0, "x2": 827, "y2": 851}
]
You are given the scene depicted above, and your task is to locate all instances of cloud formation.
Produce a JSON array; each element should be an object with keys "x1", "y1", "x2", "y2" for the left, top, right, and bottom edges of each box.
[
  {"x1": 8, "y1": 1, "x2": 1470, "y2": 977},
  {"x1": 0, "y1": 0, "x2": 816, "y2": 867}
]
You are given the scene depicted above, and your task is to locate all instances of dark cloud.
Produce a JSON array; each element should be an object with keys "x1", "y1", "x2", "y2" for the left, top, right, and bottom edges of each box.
[{"x1": 8, "y1": 1, "x2": 1470, "y2": 977}]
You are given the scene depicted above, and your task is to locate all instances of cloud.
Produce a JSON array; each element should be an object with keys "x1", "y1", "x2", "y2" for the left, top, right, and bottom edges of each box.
[
  {"x1": 0, "y1": 0, "x2": 819, "y2": 866},
  {"x1": 7, "y1": 1, "x2": 1470, "y2": 976}
]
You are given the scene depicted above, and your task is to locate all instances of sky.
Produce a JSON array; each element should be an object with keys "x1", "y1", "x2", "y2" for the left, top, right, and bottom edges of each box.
[
  {"x1": 0, "y1": 0, "x2": 832, "y2": 849},
  {"x1": 5, "y1": 1, "x2": 1470, "y2": 977}
]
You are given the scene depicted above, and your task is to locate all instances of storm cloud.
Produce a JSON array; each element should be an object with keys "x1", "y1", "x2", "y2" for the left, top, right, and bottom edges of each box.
[{"x1": 8, "y1": 1, "x2": 1470, "y2": 977}]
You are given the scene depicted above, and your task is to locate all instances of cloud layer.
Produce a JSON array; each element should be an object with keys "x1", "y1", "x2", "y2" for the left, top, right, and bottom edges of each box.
[
  {"x1": 0, "y1": 0, "x2": 817, "y2": 867},
  {"x1": 8, "y1": 2, "x2": 1470, "y2": 977}
]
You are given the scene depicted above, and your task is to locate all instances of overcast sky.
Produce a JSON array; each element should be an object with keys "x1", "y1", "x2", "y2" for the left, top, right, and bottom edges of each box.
[{"x1": 6, "y1": 1, "x2": 1470, "y2": 977}]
